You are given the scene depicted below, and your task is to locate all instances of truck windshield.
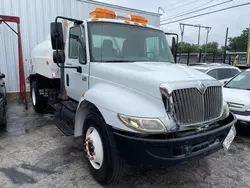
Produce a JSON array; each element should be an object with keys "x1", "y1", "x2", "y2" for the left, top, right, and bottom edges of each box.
[
  {"x1": 88, "y1": 22, "x2": 174, "y2": 63},
  {"x1": 225, "y1": 71, "x2": 250, "y2": 90}
]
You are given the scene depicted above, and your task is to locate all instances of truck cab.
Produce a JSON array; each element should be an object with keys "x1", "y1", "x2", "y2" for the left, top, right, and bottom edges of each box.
[{"x1": 29, "y1": 8, "x2": 236, "y2": 185}]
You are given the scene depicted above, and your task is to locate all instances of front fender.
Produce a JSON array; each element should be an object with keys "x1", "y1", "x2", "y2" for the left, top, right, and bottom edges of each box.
[{"x1": 74, "y1": 83, "x2": 167, "y2": 137}]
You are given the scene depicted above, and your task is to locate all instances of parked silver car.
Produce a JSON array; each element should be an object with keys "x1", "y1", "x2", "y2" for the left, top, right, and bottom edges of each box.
[{"x1": 190, "y1": 63, "x2": 241, "y2": 84}]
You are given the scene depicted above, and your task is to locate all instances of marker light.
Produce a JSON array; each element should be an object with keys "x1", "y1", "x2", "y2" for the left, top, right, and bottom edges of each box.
[
  {"x1": 89, "y1": 8, "x2": 116, "y2": 19},
  {"x1": 89, "y1": 8, "x2": 148, "y2": 24}
]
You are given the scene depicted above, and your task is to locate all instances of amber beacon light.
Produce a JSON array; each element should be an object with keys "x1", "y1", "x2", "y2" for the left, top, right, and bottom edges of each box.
[{"x1": 89, "y1": 8, "x2": 148, "y2": 24}]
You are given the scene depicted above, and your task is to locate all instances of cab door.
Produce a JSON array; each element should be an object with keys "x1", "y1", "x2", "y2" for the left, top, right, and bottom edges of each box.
[{"x1": 65, "y1": 25, "x2": 89, "y2": 101}]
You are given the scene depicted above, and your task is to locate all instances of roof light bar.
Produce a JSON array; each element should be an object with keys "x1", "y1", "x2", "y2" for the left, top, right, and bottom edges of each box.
[{"x1": 89, "y1": 8, "x2": 148, "y2": 24}]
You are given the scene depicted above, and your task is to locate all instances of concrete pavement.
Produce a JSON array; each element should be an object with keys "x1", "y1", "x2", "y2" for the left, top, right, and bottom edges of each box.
[{"x1": 0, "y1": 100, "x2": 250, "y2": 188}]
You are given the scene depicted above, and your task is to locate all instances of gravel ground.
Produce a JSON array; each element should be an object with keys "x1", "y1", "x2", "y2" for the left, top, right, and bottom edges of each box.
[{"x1": 0, "y1": 100, "x2": 250, "y2": 188}]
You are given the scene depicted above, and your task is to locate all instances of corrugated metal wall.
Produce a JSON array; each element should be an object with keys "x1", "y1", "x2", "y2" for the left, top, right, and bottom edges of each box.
[{"x1": 0, "y1": 0, "x2": 160, "y2": 92}]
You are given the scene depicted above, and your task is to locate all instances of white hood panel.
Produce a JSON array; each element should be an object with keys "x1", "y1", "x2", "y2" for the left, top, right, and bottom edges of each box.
[{"x1": 91, "y1": 62, "x2": 219, "y2": 99}]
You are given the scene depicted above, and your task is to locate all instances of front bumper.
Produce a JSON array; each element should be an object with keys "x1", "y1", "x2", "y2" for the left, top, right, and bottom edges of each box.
[{"x1": 111, "y1": 113, "x2": 236, "y2": 167}]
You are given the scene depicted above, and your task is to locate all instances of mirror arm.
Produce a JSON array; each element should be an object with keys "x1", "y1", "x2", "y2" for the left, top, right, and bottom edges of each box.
[
  {"x1": 165, "y1": 32, "x2": 179, "y2": 63},
  {"x1": 54, "y1": 16, "x2": 83, "y2": 73},
  {"x1": 165, "y1": 32, "x2": 179, "y2": 44}
]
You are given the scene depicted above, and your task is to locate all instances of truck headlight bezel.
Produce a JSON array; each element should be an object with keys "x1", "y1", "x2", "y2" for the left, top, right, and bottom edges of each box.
[
  {"x1": 222, "y1": 103, "x2": 230, "y2": 119},
  {"x1": 117, "y1": 114, "x2": 167, "y2": 134}
]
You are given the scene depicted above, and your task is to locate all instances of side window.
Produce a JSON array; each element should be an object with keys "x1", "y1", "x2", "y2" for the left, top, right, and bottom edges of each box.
[
  {"x1": 207, "y1": 69, "x2": 218, "y2": 79},
  {"x1": 217, "y1": 69, "x2": 232, "y2": 80},
  {"x1": 230, "y1": 68, "x2": 240, "y2": 77},
  {"x1": 69, "y1": 27, "x2": 80, "y2": 59}
]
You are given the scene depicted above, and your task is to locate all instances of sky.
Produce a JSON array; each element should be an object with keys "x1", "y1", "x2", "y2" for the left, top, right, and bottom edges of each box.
[{"x1": 97, "y1": 0, "x2": 250, "y2": 46}]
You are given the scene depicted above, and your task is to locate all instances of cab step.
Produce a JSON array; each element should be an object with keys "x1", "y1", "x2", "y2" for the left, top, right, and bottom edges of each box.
[
  {"x1": 51, "y1": 99, "x2": 78, "y2": 136},
  {"x1": 55, "y1": 117, "x2": 74, "y2": 136},
  {"x1": 61, "y1": 101, "x2": 78, "y2": 112}
]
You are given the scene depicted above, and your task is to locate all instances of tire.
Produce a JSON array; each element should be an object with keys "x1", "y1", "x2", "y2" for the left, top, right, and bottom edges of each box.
[
  {"x1": 82, "y1": 112, "x2": 124, "y2": 185},
  {"x1": 0, "y1": 98, "x2": 6, "y2": 129},
  {"x1": 31, "y1": 82, "x2": 45, "y2": 113}
]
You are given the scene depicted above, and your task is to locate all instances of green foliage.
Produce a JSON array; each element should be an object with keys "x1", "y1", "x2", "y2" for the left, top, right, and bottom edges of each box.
[
  {"x1": 177, "y1": 42, "x2": 199, "y2": 53},
  {"x1": 178, "y1": 41, "x2": 219, "y2": 53},
  {"x1": 228, "y1": 28, "x2": 249, "y2": 52},
  {"x1": 201, "y1": 42, "x2": 219, "y2": 53}
]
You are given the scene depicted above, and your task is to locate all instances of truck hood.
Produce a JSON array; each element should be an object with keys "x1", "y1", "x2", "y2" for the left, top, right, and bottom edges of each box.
[
  {"x1": 91, "y1": 62, "x2": 218, "y2": 99},
  {"x1": 223, "y1": 87, "x2": 250, "y2": 110}
]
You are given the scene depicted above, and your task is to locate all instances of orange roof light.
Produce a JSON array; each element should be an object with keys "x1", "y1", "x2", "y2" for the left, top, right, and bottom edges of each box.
[
  {"x1": 91, "y1": 18, "x2": 99, "y2": 22},
  {"x1": 89, "y1": 8, "x2": 116, "y2": 19},
  {"x1": 89, "y1": 8, "x2": 148, "y2": 24},
  {"x1": 130, "y1": 15, "x2": 148, "y2": 24}
]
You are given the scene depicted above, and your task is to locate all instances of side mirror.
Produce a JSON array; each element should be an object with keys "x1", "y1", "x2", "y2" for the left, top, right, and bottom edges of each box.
[
  {"x1": 171, "y1": 37, "x2": 177, "y2": 63},
  {"x1": 171, "y1": 37, "x2": 177, "y2": 56},
  {"x1": 53, "y1": 51, "x2": 65, "y2": 64},
  {"x1": 51, "y1": 22, "x2": 64, "y2": 50}
]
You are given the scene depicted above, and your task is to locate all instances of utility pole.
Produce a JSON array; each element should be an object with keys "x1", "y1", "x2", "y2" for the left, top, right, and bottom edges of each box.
[
  {"x1": 179, "y1": 23, "x2": 212, "y2": 50},
  {"x1": 223, "y1": 27, "x2": 228, "y2": 64},
  {"x1": 180, "y1": 24, "x2": 185, "y2": 53},
  {"x1": 197, "y1": 25, "x2": 201, "y2": 47},
  {"x1": 204, "y1": 27, "x2": 212, "y2": 57}
]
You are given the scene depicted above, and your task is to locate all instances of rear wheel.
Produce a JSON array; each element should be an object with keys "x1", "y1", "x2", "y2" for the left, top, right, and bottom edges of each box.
[
  {"x1": 82, "y1": 112, "x2": 124, "y2": 185},
  {"x1": 31, "y1": 82, "x2": 45, "y2": 113}
]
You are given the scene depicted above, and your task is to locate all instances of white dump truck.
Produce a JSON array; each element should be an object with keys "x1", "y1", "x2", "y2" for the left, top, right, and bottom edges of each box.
[{"x1": 29, "y1": 7, "x2": 236, "y2": 185}]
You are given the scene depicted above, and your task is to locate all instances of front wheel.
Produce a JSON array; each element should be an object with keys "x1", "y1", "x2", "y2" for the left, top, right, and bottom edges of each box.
[{"x1": 82, "y1": 112, "x2": 124, "y2": 185}]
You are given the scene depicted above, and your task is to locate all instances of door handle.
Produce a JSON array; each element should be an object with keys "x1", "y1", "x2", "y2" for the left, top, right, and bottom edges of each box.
[
  {"x1": 76, "y1": 67, "x2": 82, "y2": 73},
  {"x1": 66, "y1": 63, "x2": 72, "y2": 66}
]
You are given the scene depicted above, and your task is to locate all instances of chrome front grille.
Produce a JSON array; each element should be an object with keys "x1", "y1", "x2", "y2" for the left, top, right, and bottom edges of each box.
[{"x1": 171, "y1": 86, "x2": 223, "y2": 126}]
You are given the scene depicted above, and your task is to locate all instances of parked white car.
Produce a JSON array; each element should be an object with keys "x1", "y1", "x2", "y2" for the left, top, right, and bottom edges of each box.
[
  {"x1": 223, "y1": 69, "x2": 250, "y2": 123},
  {"x1": 191, "y1": 63, "x2": 241, "y2": 84}
]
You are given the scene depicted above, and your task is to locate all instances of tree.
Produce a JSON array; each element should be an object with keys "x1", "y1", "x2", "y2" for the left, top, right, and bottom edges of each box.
[
  {"x1": 228, "y1": 28, "x2": 249, "y2": 52},
  {"x1": 201, "y1": 42, "x2": 219, "y2": 53},
  {"x1": 178, "y1": 41, "x2": 219, "y2": 53},
  {"x1": 178, "y1": 42, "x2": 199, "y2": 53}
]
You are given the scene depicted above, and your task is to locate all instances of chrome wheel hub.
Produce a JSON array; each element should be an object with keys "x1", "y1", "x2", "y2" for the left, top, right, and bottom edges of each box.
[
  {"x1": 85, "y1": 127, "x2": 103, "y2": 170},
  {"x1": 32, "y1": 88, "x2": 36, "y2": 106}
]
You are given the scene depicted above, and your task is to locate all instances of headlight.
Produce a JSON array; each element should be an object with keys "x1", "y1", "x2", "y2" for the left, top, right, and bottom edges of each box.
[
  {"x1": 118, "y1": 114, "x2": 167, "y2": 133},
  {"x1": 247, "y1": 108, "x2": 250, "y2": 112}
]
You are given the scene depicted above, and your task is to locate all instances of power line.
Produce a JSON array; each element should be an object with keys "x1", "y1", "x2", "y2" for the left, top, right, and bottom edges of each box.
[
  {"x1": 162, "y1": 0, "x2": 191, "y2": 11},
  {"x1": 161, "y1": 0, "x2": 214, "y2": 20},
  {"x1": 161, "y1": 2, "x2": 250, "y2": 25},
  {"x1": 164, "y1": 0, "x2": 202, "y2": 12},
  {"x1": 164, "y1": 0, "x2": 188, "y2": 10},
  {"x1": 161, "y1": 0, "x2": 232, "y2": 22}
]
